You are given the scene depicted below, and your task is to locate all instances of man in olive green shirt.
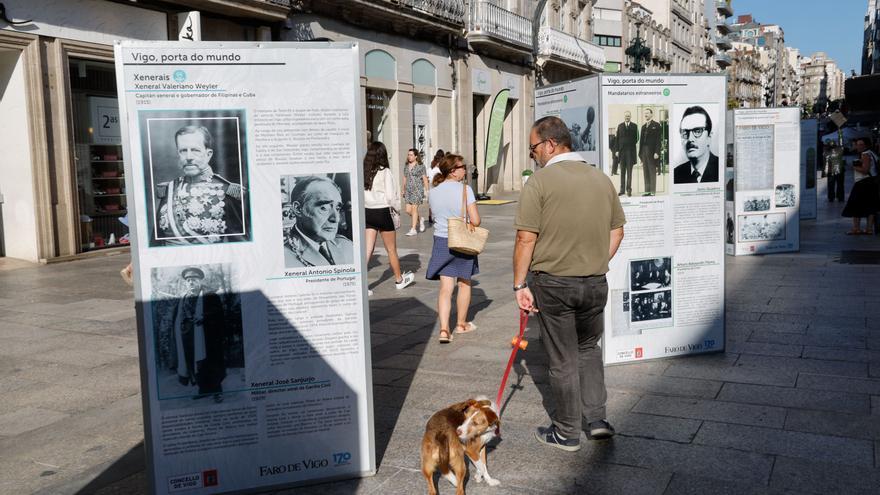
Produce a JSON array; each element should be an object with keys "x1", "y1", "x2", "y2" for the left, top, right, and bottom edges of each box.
[{"x1": 514, "y1": 116, "x2": 625, "y2": 451}]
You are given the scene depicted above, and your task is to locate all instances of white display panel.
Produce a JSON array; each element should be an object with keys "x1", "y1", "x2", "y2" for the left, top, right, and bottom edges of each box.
[
  {"x1": 799, "y1": 119, "x2": 818, "y2": 220},
  {"x1": 535, "y1": 74, "x2": 726, "y2": 365},
  {"x1": 534, "y1": 77, "x2": 600, "y2": 166},
  {"x1": 116, "y1": 42, "x2": 374, "y2": 494},
  {"x1": 730, "y1": 108, "x2": 801, "y2": 255}
]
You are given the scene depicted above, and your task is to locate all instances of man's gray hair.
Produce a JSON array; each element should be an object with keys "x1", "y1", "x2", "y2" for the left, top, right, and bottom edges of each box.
[
  {"x1": 290, "y1": 175, "x2": 341, "y2": 206},
  {"x1": 175, "y1": 125, "x2": 214, "y2": 149},
  {"x1": 532, "y1": 116, "x2": 572, "y2": 149}
]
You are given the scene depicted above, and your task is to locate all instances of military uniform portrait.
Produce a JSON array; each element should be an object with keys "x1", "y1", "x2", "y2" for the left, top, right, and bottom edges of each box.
[
  {"x1": 141, "y1": 110, "x2": 251, "y2": 247},
  {"x1": 150, "y1": 263, "x2": 245, "y2": 410},
  {"x1": 281, "y1": 173, "x2": 354, "y2": 268}
]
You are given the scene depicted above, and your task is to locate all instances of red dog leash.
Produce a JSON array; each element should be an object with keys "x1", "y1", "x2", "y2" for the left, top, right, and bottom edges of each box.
[{"x1": 496, "y1": 310, "x2": 530, "y2": 407}]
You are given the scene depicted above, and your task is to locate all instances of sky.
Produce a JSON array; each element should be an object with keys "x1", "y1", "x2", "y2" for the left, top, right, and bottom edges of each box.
[{"x1": 716, "y1": 0, "x2": 867, "y2": 74}]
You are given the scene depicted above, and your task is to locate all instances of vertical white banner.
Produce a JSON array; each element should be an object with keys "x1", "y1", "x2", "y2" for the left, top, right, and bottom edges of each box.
[
  {"x1": 535, "y1": 74, "x2": 726, "y2": 365},
  {"x1": 598, "y1": 74, "x2": 726, "y2": 364},
  {"x1": 534, "y1": 76, "x2": 600, "y2": 166},
  {"x1": 731, "y1": 108, "x2": 801, "y2": 255},
  {"x1": 799, "y1": 119, "x2": 818, "y2": 220},
  {"x1": 115, "y1": 42, "x2": 374, "y2": 494}
]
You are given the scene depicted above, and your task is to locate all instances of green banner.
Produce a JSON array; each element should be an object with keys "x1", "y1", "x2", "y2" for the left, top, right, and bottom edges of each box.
[{"x1": 484, "y1": 89, "x2": 509, "y2": 170}]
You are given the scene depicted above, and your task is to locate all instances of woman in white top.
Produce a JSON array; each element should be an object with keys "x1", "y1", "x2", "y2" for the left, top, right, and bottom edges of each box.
[
  {"x1": 363, "y1": 142, "x2": 414, "y2": 290},
  {"x1": 426, "y1": 149, "x2": 445, "y2": 225}
]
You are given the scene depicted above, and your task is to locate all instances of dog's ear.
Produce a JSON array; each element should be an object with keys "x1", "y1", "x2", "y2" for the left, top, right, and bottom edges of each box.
[
  {"x1": 485, "y1": 409, "x2": 500, "y2": 426},
  {"x1": 452, "y1": 399, "x2": 477, "y2": 412}
]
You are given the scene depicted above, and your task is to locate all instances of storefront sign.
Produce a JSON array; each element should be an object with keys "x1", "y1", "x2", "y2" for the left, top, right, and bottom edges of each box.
[
  {"x1": 472, "y1": 67, "x2": 491, "y2": 95},
  {"x1": 89, "y1": 96, "x2": 121, "y2": 145},
  {"x1": 115, "y1": 41, "x2": 373, "y2": 494},
  {"x1": 501, "y1": 74, "x2": 521, "y2": 100}
]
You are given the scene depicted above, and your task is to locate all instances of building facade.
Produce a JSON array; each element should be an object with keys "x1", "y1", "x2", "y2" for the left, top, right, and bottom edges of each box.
[
  {"x1": 863, "y1": 0, "x2": 880, "y2": 75},
  {"x1": 637, "y1": 0, "x2": 709, "y2": 73},
  {"x1": 1, "y1": 0, "x2": 608, "y2": 262},
  {"x1": 0, "y1": 0, "x2": 290, "y2": 263},
  {"x1": 726, "y1": 42, "x2": 762, "y2": 108},
  {"x1": 801, "y1": 51, "x2": 846, "y2": 111},
  {"x1": 624, "y1": 1, "x2": 673, "y2": 73}
]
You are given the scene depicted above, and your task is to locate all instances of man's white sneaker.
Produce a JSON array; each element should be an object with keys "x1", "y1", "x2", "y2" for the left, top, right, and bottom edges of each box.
[
  {"x1": 419, "y1": 219, "x2": 426, "y2": 232},
  {"x1": 395, "y1": 271, "x2": 415, "y2": 290},
  {"x1": 405, "y1": 228, "x2": 418, "y2": 236}
]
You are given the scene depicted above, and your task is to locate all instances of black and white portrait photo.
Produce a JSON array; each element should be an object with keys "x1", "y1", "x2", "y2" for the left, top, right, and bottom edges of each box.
[
  {"x1": 631, "y1": 290, "x2": 672, "y2": 323},
  {"x1": 738, "y1": 213, "x2": 786, "y2": 242},
  {"x1": 743, "y1": 195, "x2": 771, "y2": 212},
  {"x1": 281, "y1": 173, "x2": 354, "y2": 268},
  {"x1": 672, "y1": 104, "x2": 720, "y2": 185},
  {"x1": 775, "y1": 184, "x2": 796, "y2": 207},
  {"x1": 727, "y1": 213, "x2": 735, "y2": 244},
  {"x1": 630, "y1": 257, "x2": 672, "y2": 291},
  {"x1": 560, "y1": 106, "x2": 597, "y2": 152},
  {"x1": 150, "y1": 263, "x2": 245, "y2": 410},
  {"x1": 140, "y1": 110, "x2": 251, "y2": 247},
  {"x1": 608, "y1": 104, "x2": 669, "y2": 197},
  {"x1": 725, "y1": 169, "x2": 735, "y2": 201}
]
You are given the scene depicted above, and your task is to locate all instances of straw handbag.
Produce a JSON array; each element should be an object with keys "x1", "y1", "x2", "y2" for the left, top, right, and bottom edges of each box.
[{"x1": 448, "y1": 183, "x2": 488, "y2": 255}]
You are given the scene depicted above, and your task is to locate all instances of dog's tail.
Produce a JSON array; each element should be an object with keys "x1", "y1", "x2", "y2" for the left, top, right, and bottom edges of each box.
[{"x1": 435, "y1": 431, "x2": 450, "y2": 474}]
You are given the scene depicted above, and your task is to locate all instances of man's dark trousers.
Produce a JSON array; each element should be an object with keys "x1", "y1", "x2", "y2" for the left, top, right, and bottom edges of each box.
[
  {"x1": 531, "y1": 272, "x2": 608, "y2": 440},
  {"x1": 827, "y1": 173, "x2": 844, "y2": 201}
]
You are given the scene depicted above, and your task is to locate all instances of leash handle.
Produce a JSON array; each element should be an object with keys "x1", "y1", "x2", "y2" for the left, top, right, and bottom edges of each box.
[{"x1": 496, "y1": 310, "x2": 529, "y2": 406}]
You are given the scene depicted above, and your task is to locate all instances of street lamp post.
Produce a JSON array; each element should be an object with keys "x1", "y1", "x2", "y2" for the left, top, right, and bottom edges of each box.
[{"x1": 626, "y1": 20, "x2": 652, "y2": 73}]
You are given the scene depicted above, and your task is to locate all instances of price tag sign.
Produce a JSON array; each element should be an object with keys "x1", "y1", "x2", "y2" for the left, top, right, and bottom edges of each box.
[{"x1": 89, "y1": 96, "x2": 122, "y2": 144}]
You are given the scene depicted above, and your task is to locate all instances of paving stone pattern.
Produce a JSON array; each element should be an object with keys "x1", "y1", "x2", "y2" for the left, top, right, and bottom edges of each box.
[{"x1": 2, "y1": 175, "x2": 880, "y2": 494}]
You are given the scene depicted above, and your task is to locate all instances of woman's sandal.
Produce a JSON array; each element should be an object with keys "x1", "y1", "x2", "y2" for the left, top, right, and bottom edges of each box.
[
  {"x1": 454, "y1": 322, "x2": 478, "y2": 334},
  {"x1": 438, "y1": 329, "x2": 452, "y2": 344}
]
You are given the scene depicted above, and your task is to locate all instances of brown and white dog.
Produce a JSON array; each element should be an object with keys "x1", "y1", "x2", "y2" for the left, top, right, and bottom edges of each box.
[{"x1": 420, "y1": 396, "x2": 500, "y2": 495}]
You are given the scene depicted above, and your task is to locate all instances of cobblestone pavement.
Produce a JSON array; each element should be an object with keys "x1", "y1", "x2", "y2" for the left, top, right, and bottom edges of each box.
[{"x1": 1, "y1": 175, "x2": 879, "y2": 495}]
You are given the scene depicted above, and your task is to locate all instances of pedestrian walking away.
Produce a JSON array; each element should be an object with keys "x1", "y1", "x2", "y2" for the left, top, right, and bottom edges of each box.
[
  {"x1": 403, "y1": 148, "x2": 429, "y2": 236},
  {"x1": 363, "y1": 141, "x2": 415, "y2": 292},
  {"x1": 514, "y1": 116, "x2": 626, "y2": 452},
  {"x1": 427, "y1": 153, "x2": 481, "y2": 344},
  {"x1": 824, "y1": 140, "x2": 845, "y2": 202},
  {"x1": 427, "y1": 149, "x2": 445, "y2": 225}
]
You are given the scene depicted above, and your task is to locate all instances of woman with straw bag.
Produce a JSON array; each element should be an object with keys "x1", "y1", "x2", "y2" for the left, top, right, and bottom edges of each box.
[{"x1": 426, "y1": 153, "x2": 483, "y2": 343}]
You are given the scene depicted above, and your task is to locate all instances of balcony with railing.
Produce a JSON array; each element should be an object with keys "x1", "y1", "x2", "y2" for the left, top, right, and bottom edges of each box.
[
  {"x1": 716, "y1": 35, "x2": 732, "y2": 51},
  {"x1": 716, "y1": 0, "x2": 733, "y2": 18},
  {"x1": 537, "y1": 26, "x2": 605, "y2": 73},
  {"x1": 467, "y1": 1, "x2": 533, "y2": 54},
  {"x1": 671, "y1": 1, "x2": 693, "y2": 25},
  {"x1": 187, "y1": 0, "x2": 293, "y2": 21},
  {"x1": 716, "y1": 20, "x2": 732, "y2": 35},
  {"x1": 302, "y1": 0, "x2": 466, "y2": 37},
  {"x1": 715, "y1": 52, "x2": 732, "y2": 67},
  {"x1": 399, "y1": 0, "x2": 466, "y2": 24}
]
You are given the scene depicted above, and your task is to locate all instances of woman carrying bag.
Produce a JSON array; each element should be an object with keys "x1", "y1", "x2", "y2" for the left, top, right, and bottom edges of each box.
[
  {"x1": 364, "y1": 141, "x2": 415, "y2": 292},
  {"x1": 426, "y1": 153, "x2": 482, "y2": 343},
  {"x1": 842, "y1": 137, "x2": 880, "y2": 235}
]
